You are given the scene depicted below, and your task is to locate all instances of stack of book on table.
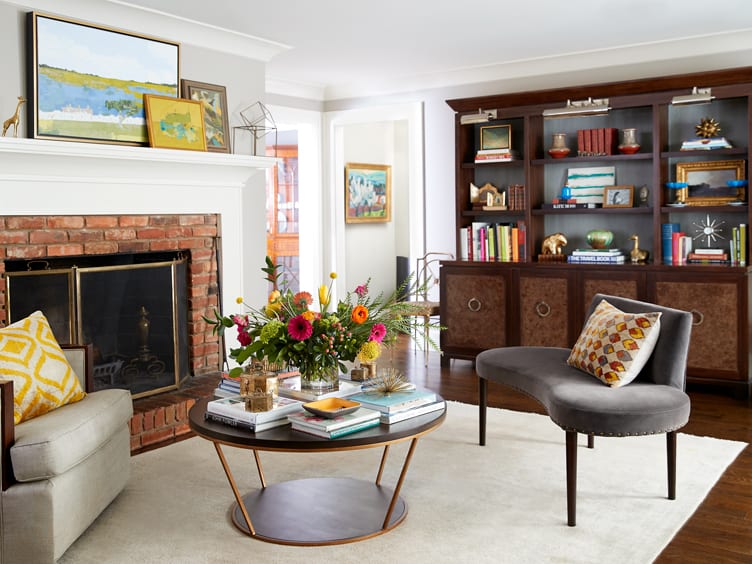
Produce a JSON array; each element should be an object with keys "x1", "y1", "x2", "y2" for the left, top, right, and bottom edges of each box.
[
  {"x1": 205, "y1": 395, "x2": 304, "y2": 432},
  {"x1": 287, "y1": 407, "x2": 381, "y2": 439},
  {"x1": 348, "y1": 388, "x2": 445, "y2": 424},
  {"x1": 567, "y1": 248, "x2": 625, "y2": 264},
  {"x1": 214, "y1": 368, "x2": 300, "y2": 399},
  {"x1": 687, "y1": 248, "x2": 729, "y2": 264}
]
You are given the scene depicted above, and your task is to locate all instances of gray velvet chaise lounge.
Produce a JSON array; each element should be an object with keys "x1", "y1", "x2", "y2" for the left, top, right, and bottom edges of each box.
[{"x1": 476, "y1": 293, "x2": 693, "y2": 526}]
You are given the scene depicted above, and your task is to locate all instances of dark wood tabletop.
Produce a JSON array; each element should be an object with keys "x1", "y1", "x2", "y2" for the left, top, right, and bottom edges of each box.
[{"x1": 188, "y1": 395, "x2": 446, "y2": 451}]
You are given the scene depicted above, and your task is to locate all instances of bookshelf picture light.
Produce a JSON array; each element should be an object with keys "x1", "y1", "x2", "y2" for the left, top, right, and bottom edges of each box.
[
  {"x1": 460, "y1": 108, "x2": 498, "y2": 125},
  {"x1": 542, "y1": 98, "x2": 611, "y2": 119},
  {"x1": 671, "y1": 87, "x2": 714, "y2": 106}
]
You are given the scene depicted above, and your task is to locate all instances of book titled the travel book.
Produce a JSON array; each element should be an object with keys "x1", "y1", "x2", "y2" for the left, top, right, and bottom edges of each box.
[
  {"x1": 206, "y1": 395, "x2": 304, "y2": 425},
  {"x1": 379, "y1": 399, "x2": 446, "y2": 424},
  {"x1": 348, "y1": 389, "x2": 437, "y2": 414},
  {"x1": 288, "y1": 407, "x2": 381, "y2": 438}
]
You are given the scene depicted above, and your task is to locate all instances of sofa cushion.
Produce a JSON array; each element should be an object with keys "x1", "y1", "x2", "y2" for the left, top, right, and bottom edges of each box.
[
  {"x1": 0, "y1": 310, "x2": 86, "y2": 423},
  {"x1": 10, "y1": 388, "x2": 133, "y2": 482},
  {"x1": 567, "y1": 299, "x2": 661, "y2": 387}
]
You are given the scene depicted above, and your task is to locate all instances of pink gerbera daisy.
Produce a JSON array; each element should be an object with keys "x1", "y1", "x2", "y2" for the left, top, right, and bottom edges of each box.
[
  {"x1": 288, "y1": 315, "x2": 313, "y2": 341},
  {"x1": 369, "y1": 323, "x2": 387, "y2": 343}
]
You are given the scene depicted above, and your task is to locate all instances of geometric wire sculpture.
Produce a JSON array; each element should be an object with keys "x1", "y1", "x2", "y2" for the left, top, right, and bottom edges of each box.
[{"x1": 232, "y1": 101, "x2": 278, "y2": 156}]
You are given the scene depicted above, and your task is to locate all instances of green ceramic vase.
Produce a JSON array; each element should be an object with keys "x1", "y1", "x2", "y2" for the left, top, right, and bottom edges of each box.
[{"x1": 586, "y1": 229, "x2": 614, "y2": 249}]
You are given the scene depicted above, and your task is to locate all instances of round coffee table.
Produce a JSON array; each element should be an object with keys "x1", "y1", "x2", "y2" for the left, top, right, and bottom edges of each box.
[{"x1": 189, "y1": 396, "x2": 445, "y2": 546}]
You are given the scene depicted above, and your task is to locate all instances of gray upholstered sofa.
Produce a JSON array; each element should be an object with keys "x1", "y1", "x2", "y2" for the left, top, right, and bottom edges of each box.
[{"x1": 0, "y1": 345, "x2": 133, "y2": 563}]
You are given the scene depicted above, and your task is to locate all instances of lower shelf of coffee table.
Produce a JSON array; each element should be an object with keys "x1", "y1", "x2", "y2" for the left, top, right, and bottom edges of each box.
[{"x1": 231, "y1": 477, "x2": 407, "y2": 546}]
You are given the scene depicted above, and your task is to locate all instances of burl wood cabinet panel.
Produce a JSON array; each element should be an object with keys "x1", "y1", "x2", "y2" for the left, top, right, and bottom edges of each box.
[
  {"x1": 653, "y1": 278, "x2": 742, "y2": 380},
  {"x1": 441, "y1": 268, "x2": 507, "y2": 355},
  {"x1": 518, "y1": 273, "x2": 571, "y2": 348}
]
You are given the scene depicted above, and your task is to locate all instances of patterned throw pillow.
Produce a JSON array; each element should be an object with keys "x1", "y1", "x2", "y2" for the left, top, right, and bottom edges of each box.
[
  {"x1": 0, "y1": 311, "x2": 86, "y2": 424},
  {"x1": 567, "y1": 299, "x2": 662, "y2": 387}
]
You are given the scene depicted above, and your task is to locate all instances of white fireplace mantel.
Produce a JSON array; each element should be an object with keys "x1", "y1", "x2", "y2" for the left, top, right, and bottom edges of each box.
[{"x1": 0, "y1": 136, "x2": 277, "y2": 325}]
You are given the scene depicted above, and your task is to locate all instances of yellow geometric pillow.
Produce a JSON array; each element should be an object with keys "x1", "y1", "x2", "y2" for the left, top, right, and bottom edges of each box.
[
  {"x1": 0, "y1": 311, "x2": 86, "y2": 424},
  {"x1": 567, "y1": 299, "x2": 662, "y2": 387}
]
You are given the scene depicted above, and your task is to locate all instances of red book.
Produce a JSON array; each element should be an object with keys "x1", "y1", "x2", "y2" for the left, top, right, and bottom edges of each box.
[
  {"x1": 672, "y1": 231, "x2": 685, "y2": 265},
  {"x1": 605, "y1": 128, "x2": 618, "y2": 155},
  {"x1": 577, "y1": 129, "x2": 585, "y2": 156},
  {"x1": 583, "y1": 129, "x2": 592, "y2": 156},
  {"x1": 597, "y1": 128, "x2": 606, "y2": 155}
]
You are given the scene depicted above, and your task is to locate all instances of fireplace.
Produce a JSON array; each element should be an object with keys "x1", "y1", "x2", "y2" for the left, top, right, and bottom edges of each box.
[{"x1": 6, "y1": 251, "x2": 189, "y2": 398}]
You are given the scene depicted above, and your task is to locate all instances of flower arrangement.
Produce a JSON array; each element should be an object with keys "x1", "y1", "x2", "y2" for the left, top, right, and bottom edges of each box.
[{"x1": 206, "y1": 257, "x2": 438, "y2": 388}]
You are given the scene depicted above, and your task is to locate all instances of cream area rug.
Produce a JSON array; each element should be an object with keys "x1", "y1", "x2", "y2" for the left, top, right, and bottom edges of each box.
[{"x1": 60, "y1": 401, "x2": 745, "y2": 564}]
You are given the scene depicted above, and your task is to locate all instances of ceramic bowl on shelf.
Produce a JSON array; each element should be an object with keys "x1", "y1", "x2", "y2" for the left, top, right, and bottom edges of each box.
[
  {"x1": 548, "y1": 147, "x2": 571, "y2": 159},
  {"x1": 585, "y1": 229, "x2": 614, "y2": 249},
  {"x1": 617, "y1": 144, "x2": 640, "y2": 155}
]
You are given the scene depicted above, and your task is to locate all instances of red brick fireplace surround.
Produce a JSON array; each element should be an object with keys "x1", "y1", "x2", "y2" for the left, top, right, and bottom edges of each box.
[{"x1": 0, "y1": 213, "x2": 224, "y2": 452}]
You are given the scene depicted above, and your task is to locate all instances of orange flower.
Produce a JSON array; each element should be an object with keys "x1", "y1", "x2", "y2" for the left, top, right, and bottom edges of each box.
[{"x1": 351, "y1": 305, "x2": 369, "y2": 324}]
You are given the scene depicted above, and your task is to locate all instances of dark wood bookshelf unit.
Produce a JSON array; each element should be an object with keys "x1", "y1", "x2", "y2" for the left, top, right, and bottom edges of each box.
[{"x1": 442, "y1": 67, "x2": 752, "y2": 396}]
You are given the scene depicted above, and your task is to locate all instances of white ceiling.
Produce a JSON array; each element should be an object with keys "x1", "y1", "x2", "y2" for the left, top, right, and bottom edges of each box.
[{"x1": 120, "y1": 0, "x2": 752, "y2": 101}]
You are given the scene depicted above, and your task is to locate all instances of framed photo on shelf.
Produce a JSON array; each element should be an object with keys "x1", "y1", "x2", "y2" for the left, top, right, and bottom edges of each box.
[
  {"x1": 603, "y1": 185, "x2": 634, "y2": 208},
  {"x1": 676, "y1": 160, "x2": 746, "y2": 205},
  {"x1": 345, "y1": 163, "x2": 391, "y2": 223},
  {"x1": 479, "y1": 124, "x2": 511, "y2": 151},
  {"x1": 180, "y1": 79, "x2": 230, "y2": 153},
  {"x1": 143, "y1": 94, "x2": 207, "y2": 151},
  {"x1": 27, "y1": 11, "x2": 180, "y2": 145}
]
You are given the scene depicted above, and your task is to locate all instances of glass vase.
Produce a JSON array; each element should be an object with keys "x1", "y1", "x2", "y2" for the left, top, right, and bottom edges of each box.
[{"x1": 300, "y1": 365, "x2": 340, "y2": 393}]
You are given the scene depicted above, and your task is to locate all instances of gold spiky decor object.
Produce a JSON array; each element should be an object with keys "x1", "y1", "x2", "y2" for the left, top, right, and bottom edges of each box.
[
  {"x1": 365, "y1": 368, "x2": 414, "y2": 396},
  {"x1": 695, "y1": 117, "x2": 721, "y2": 139}
]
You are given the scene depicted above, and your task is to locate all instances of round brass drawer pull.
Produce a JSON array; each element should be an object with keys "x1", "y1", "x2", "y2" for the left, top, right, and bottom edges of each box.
[
  {"x1": 535, "y1": 301, "x2": 551, "y2": 318},
  {"x1": 690, "y1": 309, "x2": 704, "y2": 326},
  {"x1": 467, "y1": 297, "x2": 482, "y2": 312}
]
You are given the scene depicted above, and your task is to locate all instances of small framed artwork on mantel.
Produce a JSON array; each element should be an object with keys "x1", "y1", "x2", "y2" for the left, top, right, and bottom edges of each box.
[
  {"x1": 180, "y1": 79, "x2": 231, "y2": 153},
  {"x1": 144, "y1": 94, "x2": 207, "y2": 151}
]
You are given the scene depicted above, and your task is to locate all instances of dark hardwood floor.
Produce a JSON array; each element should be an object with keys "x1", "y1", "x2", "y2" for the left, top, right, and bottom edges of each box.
[{"x1": 386, "y1": 336, "x2": 752, "y2": 564}]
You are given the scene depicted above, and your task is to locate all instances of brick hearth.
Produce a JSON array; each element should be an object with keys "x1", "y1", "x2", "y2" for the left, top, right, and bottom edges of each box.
[{"x1": 130, "y1": 371, "x2": 222, "y2": 454}]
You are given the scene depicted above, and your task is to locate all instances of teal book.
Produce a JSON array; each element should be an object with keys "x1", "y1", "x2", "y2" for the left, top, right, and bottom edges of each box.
[{"x1": 349, "y1": 389, "x2": 437, "y2": 414}]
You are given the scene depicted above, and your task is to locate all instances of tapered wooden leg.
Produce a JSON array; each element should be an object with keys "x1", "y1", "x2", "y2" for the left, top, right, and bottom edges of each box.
[
  {"x1": 667, "y1": 431, "x2": 677, "y2": 500},
  {"x1": 587, "y1": 434, "x2": 594, "y2": 449},
  {"x1": 566, "y1": 431, "x2": 577, "y2": 526},
  {"x1": 479, "y1": 377, "x2": 487, "y2": 446}
]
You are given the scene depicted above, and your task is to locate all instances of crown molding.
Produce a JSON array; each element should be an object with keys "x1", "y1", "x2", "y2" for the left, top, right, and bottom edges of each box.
[{"x1": 3, "y1": 0, "x2": 289, "y2": 62}]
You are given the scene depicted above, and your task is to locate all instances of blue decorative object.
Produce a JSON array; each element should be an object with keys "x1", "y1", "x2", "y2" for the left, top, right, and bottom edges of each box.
[{"x1": 561, "y1": 186, "x2": 572, "y2": 200}]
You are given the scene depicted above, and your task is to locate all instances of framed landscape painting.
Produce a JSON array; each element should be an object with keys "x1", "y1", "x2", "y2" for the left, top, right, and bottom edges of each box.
[
  {"x1": 27, "y1": 12, "x2": 180, "y2": 145},
  {"x1": 144, "y1": 95, "x2": 207, "y2": 151},
  {"x1": 345, "y1": 163, "x2": 392, "y2": 223},
  {"x1": 180, "y1": 79, "x2": 230, "y2": 153}
]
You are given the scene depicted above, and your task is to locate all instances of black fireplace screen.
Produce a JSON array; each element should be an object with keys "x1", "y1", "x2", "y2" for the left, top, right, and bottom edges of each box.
[{"x1": 5, "y1": 254, "x2": 188, "y2": 398}]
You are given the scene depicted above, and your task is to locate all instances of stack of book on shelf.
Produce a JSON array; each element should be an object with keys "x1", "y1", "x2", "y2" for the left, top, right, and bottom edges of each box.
[
  {"x1": 730, "y1": 224, "x2": 747, "y2": 266},
  {"x1": 205, "y1": 395, "x2": 304, "y2": 432},
  {"x1": 460, "y1": 220, "x2": 526, "y2": 262},
  {"x1": 507, "y1": 184, "x2": 526, "y2": 211},
  {"x1": 348, "y1": 388, "x2": 445, "y2": 424},
  {"x1": 670, "y1": 230, "x2": 693, "y2": 265},
  {"x1": 687, "y1": 248, "x2": 729, "y2": 264},
  {"x1": 567, "y1": 248, "x2": 626, "y2": 264},
  {"x1": 287, "y1": 406, "x2": 381, "y2": 438},
  {"x1": 577, "y1": 128, "x2": 619, "y2": 156},
  {"x1": 474, "y1": 148, "x2": 519, "y2": 163},
  {"x1": 680, "y1": 137, "x2": 732, "y2": 150}
]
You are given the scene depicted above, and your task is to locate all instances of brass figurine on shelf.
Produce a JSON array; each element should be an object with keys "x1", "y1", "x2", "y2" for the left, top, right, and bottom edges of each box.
[
  {"x1": 541, "y1": 233, "x2": 567, "y2": 255},
  {"x1": 2, "y1": 96, "x2": 26, "y2": 137},
  {"x1": 629, "y1": 234, "x2": 649, "y2": 264},
  {"x1": 695, "y1": 117, "x2": 721, "y2": 138}
]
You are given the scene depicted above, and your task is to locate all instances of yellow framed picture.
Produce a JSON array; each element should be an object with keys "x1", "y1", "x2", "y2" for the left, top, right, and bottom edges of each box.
[
  {"x1": 144, "y1": 94, "x2": 207, "y2": 151},
  {"x1": 345, "y1": 163, "x2": 391, "y2": 223}
]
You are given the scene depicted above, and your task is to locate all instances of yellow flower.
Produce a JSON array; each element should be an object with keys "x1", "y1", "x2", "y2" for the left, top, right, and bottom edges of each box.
[
  {"x1": 265, "y1": 301, "x2": 282, "y2": 316},
  {"x1": 236, "y1": 296, "x2": 243, "y2": 304},
  {"x1": 268, "y1": 290, "x2": 281, "y2": 303},
  {"x1": 357, "y1": 341, "x2": 381, "y2": 363},
  {"x1": 319, "y1": 284, "x2": 330, "y2": 308},
  {"x1": 329, "y1": 272, "x2": 337, "y2": 279},
  {"x1": 302, "y1": 310, "x2": 316, "y2": 322}
]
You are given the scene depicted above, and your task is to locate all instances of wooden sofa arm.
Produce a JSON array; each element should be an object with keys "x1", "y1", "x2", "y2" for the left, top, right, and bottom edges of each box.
[{"x1": 1, "y1": 379, "x2": 14, "y2": 491}]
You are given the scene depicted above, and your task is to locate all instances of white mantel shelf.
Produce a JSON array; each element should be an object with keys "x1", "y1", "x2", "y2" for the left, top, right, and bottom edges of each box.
[{"x1": 0, "y1": 137, "x2": 277, "y2": 189}]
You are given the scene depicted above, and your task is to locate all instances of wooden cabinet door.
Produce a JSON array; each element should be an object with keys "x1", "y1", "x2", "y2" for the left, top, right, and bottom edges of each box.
[
  {"x1": 518, "y1": 270, "x2": 574, "y2": 347},
  {"x1": 650, "y1": 273, "x2": 746, "y2": 382},
  {"x1": 577, "y1": 269, "x2": 646, "y2": 328},
  {"x1": 440, "y1": 266, "x2": 508, "y2": 360}
]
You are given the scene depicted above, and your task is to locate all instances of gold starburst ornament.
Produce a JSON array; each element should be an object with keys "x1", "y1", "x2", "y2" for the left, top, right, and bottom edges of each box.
[{"x1": 695, "y1": 117, "x2": 721, "y2": 139}]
